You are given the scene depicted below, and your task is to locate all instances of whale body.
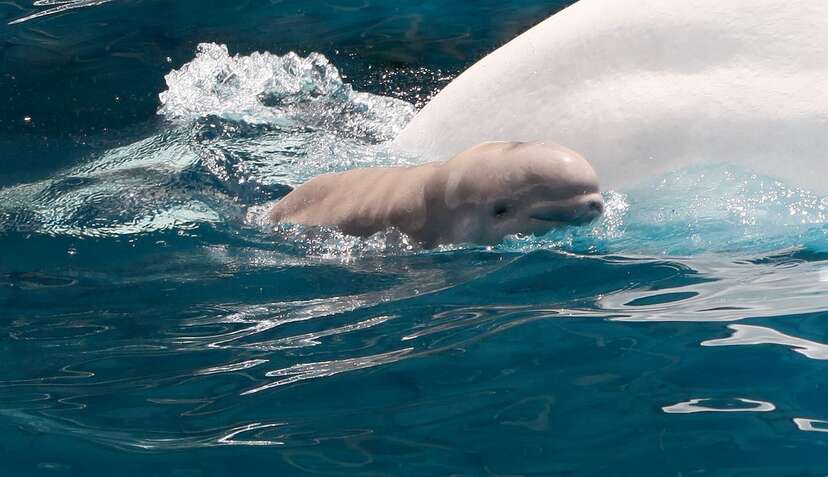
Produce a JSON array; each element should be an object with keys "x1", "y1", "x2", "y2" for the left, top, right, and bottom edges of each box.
[{"x1": 393, "y1": 0, "x2": 828, "y2": 194}]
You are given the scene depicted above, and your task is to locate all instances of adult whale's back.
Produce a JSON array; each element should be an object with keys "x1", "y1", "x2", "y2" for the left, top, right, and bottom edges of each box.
[{"x1": 393, "y1": 0, "x2": 828, "y2": 193}]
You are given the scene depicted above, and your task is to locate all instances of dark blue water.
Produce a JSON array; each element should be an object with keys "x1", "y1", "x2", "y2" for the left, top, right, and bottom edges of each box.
[{"x1": 3, "y1": 1, "x2": 828, "y2": 476}]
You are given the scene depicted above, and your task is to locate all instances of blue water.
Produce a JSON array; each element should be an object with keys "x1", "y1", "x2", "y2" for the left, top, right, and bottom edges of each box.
[{"x1": 3, "y1": 1, "x2": 828, "y2": 475}]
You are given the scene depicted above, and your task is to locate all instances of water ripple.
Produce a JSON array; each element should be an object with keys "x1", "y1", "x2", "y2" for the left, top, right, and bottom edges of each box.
[
  {"x1": 196, "y1": 359, "x2": 270, "y2": 376},
  {"x1": 9, "y1": 0, "x2": 114, "y2": 25},
  {"x1": 243, "y1": 348, "x2": 414, "y2": 395},
  {"x1": 702, "y1": 324, "x2": 828, "y2": 360},
  {"x1": 662, "y1": 398, "x2": 776, "y2": 414},
  {"x1": 793, "y1": 418, "x2": 828, "y2": 433},
  {"x1": 603, "y1": 255, "x2": 828, "y2": 322}
]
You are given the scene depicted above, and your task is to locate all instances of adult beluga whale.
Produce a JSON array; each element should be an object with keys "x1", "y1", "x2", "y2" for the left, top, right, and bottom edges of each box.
[{"x1": 393, "y1": 0, "x2": 828, "y2": 194}]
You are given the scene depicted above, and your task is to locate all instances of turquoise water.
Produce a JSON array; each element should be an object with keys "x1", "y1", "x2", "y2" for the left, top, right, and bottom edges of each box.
[{"x1": 3, "y1": 1, "x2": 828, "y2": 475}]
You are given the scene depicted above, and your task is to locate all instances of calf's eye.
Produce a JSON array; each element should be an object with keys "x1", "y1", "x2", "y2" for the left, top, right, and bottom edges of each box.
[{"x1": 493, "y1": 203, "x2": 510, "y2": 217}]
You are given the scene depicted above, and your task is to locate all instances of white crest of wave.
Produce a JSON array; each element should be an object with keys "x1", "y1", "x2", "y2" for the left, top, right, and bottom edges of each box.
[{"x1": 158, "y1": 43, "x2": 413, "y2": 142}]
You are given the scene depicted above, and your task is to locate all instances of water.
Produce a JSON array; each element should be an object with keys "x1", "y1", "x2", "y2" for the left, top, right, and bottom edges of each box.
[{"x1": 2, "y1": 1, "x2": 828, "y2": 475}]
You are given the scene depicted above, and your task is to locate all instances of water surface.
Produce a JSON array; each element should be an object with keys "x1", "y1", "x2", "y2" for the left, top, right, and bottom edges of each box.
[{"x1": 2, "y1": 1, "x2": 828, "y2": 476}]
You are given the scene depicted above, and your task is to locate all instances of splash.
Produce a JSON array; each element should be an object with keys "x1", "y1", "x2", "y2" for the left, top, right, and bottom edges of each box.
[
  {"x1": 501, "y1": 164, "x2": 828, "y2": 256},
  {"x1": 158, "y1": 43, "x2": 414, "y2": 141}
]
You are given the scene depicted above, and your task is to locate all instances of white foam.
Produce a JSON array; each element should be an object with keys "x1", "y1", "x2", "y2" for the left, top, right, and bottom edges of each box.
[{"x1": 158, "y1": 43, "x2": 414, "y2": 141}]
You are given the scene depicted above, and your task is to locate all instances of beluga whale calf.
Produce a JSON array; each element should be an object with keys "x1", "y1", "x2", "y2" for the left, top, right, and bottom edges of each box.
[
  {"x1": 270, "y1": 141, "x2": 604, "y2": 247},
  {"x1": 393, "y1": 0, "x2": 828, "y2": 194}
]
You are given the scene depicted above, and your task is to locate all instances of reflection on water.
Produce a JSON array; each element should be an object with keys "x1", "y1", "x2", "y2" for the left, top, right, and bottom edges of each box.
[
  {"x1": 8, "y1": 0, "x2": 115, "y2": 25},
  {"x1": 662, "y1": 398, "x2": 776, "y2": 414},
  {"x1": 794, "y1": 418, "x2": 828, "y2": 433},
  {"x1": 703, "y1": 324, "x2": 828, "y2": 360}
]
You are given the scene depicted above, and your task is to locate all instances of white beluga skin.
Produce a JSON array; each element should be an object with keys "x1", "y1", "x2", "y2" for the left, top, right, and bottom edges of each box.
[
  {"x1": 270, "y1": 141, "x2": 603, "y2": 247},
  {"x1": 393, "y1": 0, "x2": 828, "y2": 194}
]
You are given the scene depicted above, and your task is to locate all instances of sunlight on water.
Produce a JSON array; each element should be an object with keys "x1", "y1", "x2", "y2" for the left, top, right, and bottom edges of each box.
[
  {"x1": 702, "y1": 324, "x2": 828, "y2": 360},
  {"x1": 662, "y1": 397, "x2": 776, "y2": 414},
  {"x1": 8, "y1": 0, "x2": 115, "y2": 25}
]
